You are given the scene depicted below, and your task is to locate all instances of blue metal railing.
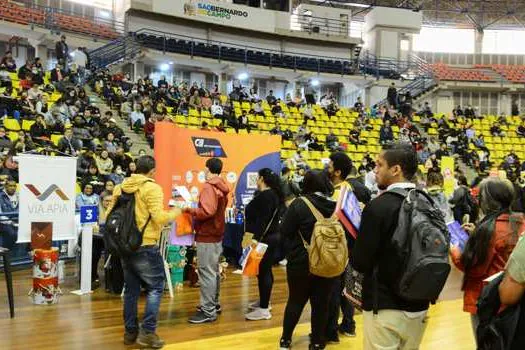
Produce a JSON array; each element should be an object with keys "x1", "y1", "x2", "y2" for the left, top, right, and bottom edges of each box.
[{"x1": 88, "y1": 29, "x2": 436, "y2": 85}]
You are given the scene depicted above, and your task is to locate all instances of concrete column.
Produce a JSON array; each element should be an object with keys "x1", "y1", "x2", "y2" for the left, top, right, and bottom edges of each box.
[
  {"x1": 35, "y1": 44, "x2": 48, "y2": 69},
  {"x1": 218, "y1": 72, "x2": 228, "y2": 95},
  {"x1": 364, "y1": 86, "x2": 372, "y2": 107},
  {"x1": 133, "y1": 60, "x2": 144, "y2": 81},
  {"x1": 474, "y1": 30, "x2": 483, "y2": 56},
  {"x1": 499, "y1": 93, "x2": 510, "y2": 116}
]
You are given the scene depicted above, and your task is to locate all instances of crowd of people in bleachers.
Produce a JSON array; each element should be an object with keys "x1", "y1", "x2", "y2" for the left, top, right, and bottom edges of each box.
[{"x1": 0, "y1": 39, "x2": 148, "y2": 287}]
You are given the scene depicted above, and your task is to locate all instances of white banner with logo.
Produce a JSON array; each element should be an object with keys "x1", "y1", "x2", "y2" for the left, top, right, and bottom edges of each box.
[
  {"x1": 153, "y1": 0, "x2": 276, "y2": 33},
  {"x1": 18, "y1": 155, "x2": 77, "y2": 242}
]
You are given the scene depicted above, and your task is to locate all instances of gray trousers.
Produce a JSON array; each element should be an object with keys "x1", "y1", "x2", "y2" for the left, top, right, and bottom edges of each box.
[{"x1": 196, "y1": 242, "x2": 222, "y2": 317}]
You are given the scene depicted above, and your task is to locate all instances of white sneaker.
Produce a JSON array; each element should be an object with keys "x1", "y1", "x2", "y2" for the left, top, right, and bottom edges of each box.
[
  {"x1": 248, "y1": 300, "x2": 272, "y2": 311},
  {"x1": 245, "y1": 307, "x2": 272, "y2": 321}
]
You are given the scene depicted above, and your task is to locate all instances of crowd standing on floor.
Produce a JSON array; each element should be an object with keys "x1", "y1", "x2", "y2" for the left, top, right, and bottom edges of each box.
[{"x1": 3, "y1": 46, "x2": 525, "y2": 349}]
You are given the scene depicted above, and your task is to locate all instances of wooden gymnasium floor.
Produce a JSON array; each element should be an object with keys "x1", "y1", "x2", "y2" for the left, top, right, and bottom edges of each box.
[{"x1": 0, "y1": 262, "x2": 474, "y2": 350}]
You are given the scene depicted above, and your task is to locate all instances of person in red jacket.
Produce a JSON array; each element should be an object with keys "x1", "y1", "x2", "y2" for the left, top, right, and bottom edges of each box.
[
  {"x1": 186, "y1": 157, "x2": 230, "y2": 324},
  {"x1": 450, "y1": 177, "x2": 525, "y2": 343}
]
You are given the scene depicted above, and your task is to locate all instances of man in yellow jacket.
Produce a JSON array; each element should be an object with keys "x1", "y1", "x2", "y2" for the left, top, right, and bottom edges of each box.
[{"x1": 108, "y1": 155, "x2": 180, "y2": 349}]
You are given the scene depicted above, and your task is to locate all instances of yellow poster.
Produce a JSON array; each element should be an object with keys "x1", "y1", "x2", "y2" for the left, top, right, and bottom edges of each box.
[{"x1": 441, "y1": 156, "x2": 455, "y2": 196}]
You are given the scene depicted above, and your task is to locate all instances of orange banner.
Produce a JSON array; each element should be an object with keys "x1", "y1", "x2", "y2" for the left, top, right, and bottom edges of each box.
[{"x1": 154, "y1": 123, "x2": 281, "y2": 234}]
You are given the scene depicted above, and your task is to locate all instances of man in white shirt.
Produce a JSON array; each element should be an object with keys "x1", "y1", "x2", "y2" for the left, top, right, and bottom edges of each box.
[
  {"x1": 130, "y1": 104, "x2": 146, "y2": 129},
  {"x1": 211, "y1": 101, "x2": 223, "y2": 118},
  {"x1": 71, "y1": 48, "x2": 87, "y2": 68}
]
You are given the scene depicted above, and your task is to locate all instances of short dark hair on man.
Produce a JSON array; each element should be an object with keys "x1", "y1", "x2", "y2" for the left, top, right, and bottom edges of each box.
[
  {"x1": 382, "y1": 142, "x2": 417, "y2": 181},
  {"x1": 281, "y1": 167, "x2": 291, "y2": 176},
  {"x1": 457, "y1": 175, "x2": 469, "y2": 187},
  {"x1": 206, "y1": 158, "x2": 223, "y2": 175},
  {"x1": 329, "y1": 151, "x2": 353, "y2": 180},
  {"x1": 302, "y1": 170, "x2": 334, "y2": 197},
  {"x1": 136, "y1": 155, "x2": 156, "y2": 174}
]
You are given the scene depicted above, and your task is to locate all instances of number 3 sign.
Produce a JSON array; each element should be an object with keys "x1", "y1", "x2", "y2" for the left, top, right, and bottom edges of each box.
[{"x1": 80, "y1": 205, "x2": 98, "y2": 224}]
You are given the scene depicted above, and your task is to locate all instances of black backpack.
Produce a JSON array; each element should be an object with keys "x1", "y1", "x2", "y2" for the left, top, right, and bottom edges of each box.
[
  {"x1": 104, "y1": 190, "x2": 151, "y2": 257},
  {"x1": 476, "y1": 272, "x2": 524, "y2": 350},
  {"x1": 388, "y1": 188, "x2": 451, "y2": 302}
]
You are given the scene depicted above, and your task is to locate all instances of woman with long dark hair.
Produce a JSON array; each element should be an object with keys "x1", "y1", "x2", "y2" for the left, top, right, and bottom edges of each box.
[
  {"x1": 450, "y1": 177, "x2": 525, "y2": 341},
  {"x1": 244, "y1": 168, "x2": 283, "y2": 321},
  {"x1": 279, "y1": 170, "x2": 340, "y2": 350}
]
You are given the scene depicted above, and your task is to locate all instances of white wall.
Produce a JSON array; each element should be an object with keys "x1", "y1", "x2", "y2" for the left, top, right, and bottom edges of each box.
[
  {"x1": 283, "y1": 41, "x2": 350, "y2": 59},
  {"x1": 368, "y1": 85, "x2": 389, "y2": 106},
  {"x1": 435, "y1": 92, "x2": 454, "y2": 115},
  {"x1": 365, "y1": 7, "x2": 422, "y2": 33},
  {"x1": 190, "y1": 72, "x2": 206, "y2": 85},
  {"x1": 127, "y1": 16, "x2": 208, "y2": 39},
  {"x1": 379, "y1": 31, "x2": 398, "y2": 59}
]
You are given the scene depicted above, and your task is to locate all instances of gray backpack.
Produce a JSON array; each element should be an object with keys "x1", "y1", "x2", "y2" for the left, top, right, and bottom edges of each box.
[{"x1": 388, "y1": 188, "x2": 451, "y2": 302}]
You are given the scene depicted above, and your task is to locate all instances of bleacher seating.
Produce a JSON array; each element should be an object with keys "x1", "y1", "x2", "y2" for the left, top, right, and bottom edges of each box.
[
  {"x1": 0, "y1": 1, "x2": 119, "y2": 40},
  {"x1": 160, "y1": 98, "x2": 395, "y2": 168},
  {"x1": 430, "y1": 63, "x2": 493, "y2": 82},
  {"x1": 475, "y1": 64, "x2": 525, "y2": 83},
  {"x1": 134, "y1": 32, "x2": 352, "y2": 75}
]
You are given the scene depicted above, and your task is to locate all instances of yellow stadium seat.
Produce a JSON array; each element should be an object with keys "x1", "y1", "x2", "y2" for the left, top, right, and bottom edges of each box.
[
  {"x1": 7, "y1": 131, "x2": 18, "y2": 142},
  {"x1": 283, "y1": 140, "x2": 295, "y2": 149},
  {"x1": 219, "y1": 95, "x2": 228, "y2": 104},
  {"x1": 175, "y1": 115, "x2": 187, "y2": 124},
  {"x1": 188, "y1": 117, "x2": 200, "y2": 125},
  {"x1": 22, "y1": 120, "x2": 35, "y2": 131},
  {"x1": 75, "y1": 183, "x2": 82, "y2": 194},
  {"x1": 189, "y1": 109, "x2": 200, "y2": 117},
  {"x1": 4, "y1": 118, "x2": 20, "y2": 131},
  {"x1": 201, "y1": 110, "x2": 211, "y2": 118},
  {"x1": 51, "y1": 134, "x2": 63, "y2": 146}
]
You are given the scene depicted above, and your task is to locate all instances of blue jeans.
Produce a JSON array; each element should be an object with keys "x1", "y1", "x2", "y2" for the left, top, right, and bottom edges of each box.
[{"x1": 121, "y1": 246, "x2": 165, "y2": 333}]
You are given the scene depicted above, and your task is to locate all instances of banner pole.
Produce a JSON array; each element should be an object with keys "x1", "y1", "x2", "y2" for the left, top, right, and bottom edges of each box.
[{"x1": 71, "y1": 223, "x2": 93, "y2": 295}]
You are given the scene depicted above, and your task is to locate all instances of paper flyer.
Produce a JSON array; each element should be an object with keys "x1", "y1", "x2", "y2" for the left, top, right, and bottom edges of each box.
[{"x1": 447, "y1": 221, "x2": 469, "y2": 252}]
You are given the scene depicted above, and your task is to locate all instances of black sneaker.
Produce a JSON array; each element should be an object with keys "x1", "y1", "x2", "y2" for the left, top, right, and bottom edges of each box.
[
  {"x1": 136, "y1": 329, "x2": 165, "y2": 349},
  {"x1": 325, "y1": 334, "x2": 340, "y2": 344},
  {"x1": 188, "y1": 310, "x2": 217, "y2": 324},
  {"x1": 123, "y1": 330, "x2": 138, "y2": 345},
  {"x1": 309, "y1": 344, "x2": 325, "y2": 350},
  {"x1": 196, "y1": 304, "x2": 222, "y2": 314},
  {"x1": 309, "y1": 333, "x2": 339, "y2": 344},
  {"x1": 338, "y1": 327, "x2": 356, "y2": 337},
  {"x1": 279, "y1": 338, "x2": 292, "y2": 350}
]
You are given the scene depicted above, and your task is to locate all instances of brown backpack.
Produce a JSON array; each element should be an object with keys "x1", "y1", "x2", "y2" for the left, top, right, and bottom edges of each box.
[{"x1": 298, "y1": 197, "x2": 348, "y2": 278}]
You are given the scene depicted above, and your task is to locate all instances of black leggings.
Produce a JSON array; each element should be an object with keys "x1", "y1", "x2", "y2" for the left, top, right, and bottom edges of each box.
[
  {"x1": 257, "y1": 236, "x2": 277, "y2": 309},
  {"x1": 281, "y1": 269, "x2": 338, "y2": 346}
]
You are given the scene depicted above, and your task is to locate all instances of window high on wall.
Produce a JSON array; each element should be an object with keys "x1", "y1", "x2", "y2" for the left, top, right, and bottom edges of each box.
[
  {"x1": 483, "y1": 30, "x2": 525, "y2": 54},
  {"x1": 413, "y1": 27, "x2": 475, "y2": 53}
]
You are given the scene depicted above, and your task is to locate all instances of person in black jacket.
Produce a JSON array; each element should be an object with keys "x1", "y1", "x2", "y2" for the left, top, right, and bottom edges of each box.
[
  {"x1": 55, "y1": 35, "x2": 69, "y2": 66},
  {"x1": 244, "y1": 168, "x2": 283, "y2": 321},
  {"x1": 279, "y1": 170, "x2": 345, "y2": 350},
  {"x1": 351, "y1": 142, "x2": 428, "y2": 350}
]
